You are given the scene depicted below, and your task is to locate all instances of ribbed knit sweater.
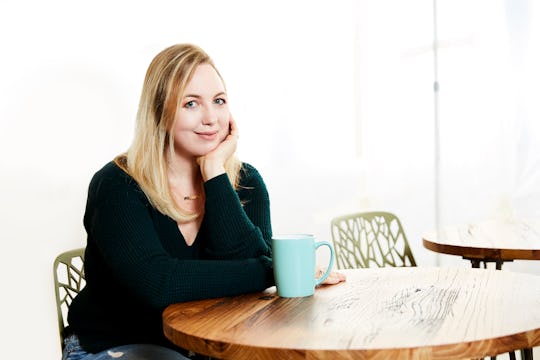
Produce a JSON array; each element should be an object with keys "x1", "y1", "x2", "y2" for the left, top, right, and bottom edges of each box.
[{"x1": 67, "y1": 161, "x2": 274, "y2": 353}]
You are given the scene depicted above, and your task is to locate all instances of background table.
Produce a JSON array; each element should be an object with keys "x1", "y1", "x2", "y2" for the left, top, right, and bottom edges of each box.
[
  {"x1": 423, "y1": 218, "x2": 540, "y2": 269},
  {"x1": 163, "y1": 267, "x2": 540, "y2": 359}
]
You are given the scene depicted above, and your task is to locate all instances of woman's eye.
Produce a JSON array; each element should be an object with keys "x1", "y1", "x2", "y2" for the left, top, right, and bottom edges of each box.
[
  {"x1": 214, "y1": 98, "x2": 226, "y2": 105},
  {"x1": 184, "y1": 100, "x2": 197, "y2": 108}
]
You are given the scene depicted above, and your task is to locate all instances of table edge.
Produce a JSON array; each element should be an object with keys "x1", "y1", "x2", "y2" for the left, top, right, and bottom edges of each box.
[{"x1": 422, "y1": 238, "x2": 540, "y2": 261}]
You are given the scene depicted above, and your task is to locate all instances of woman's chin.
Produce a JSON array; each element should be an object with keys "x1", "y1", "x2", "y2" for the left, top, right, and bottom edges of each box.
[{"x1": 197, "y1": 143, "x2": 221, "y2": 156}]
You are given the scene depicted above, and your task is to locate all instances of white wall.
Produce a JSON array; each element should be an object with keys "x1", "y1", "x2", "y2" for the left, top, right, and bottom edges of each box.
[
  {"x1": 435, "y1": 0, "x2": 540, "y2": 277},
  {"x1": 0, "y1": 1, "x2": 360, "y2": 358}
]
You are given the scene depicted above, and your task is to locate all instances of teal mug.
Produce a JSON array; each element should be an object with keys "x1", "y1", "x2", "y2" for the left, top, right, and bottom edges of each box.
[{"x1": 272, "y1": 234, "x2": 334, "y2": 298}]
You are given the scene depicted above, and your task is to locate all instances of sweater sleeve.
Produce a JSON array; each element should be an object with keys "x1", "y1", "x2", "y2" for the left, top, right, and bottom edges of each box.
[
  {"x1": 201, "y1": 163, "x2": 272, "y2": 259},
  {"x1": 84, "y1": 164, "x2": 273, "y2": 309}
]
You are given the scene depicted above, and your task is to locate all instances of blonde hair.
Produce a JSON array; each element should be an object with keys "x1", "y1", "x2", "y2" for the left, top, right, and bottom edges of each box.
[{"x1": 115, "y1": 44, "x2": 242, "y2": 222}]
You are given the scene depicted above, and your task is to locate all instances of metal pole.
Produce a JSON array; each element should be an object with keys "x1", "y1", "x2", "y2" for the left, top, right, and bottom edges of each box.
[{"x1": 433, "y1": 0, "x2": 441, "y2": 266}]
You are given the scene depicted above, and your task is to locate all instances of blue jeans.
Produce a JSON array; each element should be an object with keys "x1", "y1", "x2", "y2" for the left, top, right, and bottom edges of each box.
[{"x1": 61, "y1": 335, "x2": 191, "y2": 360}]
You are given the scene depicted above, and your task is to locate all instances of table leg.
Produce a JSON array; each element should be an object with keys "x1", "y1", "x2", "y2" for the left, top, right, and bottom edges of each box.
[
  {"x1": 466, "y1": 258, "x2": 508, "y2": 270},
  {"x1": 521, "y1": 348, "x2": 533, "y2": 360},
  {"x1": 488, "y1": 352, "x2": 515, "y2": 360},
  {"x1": 481, "y1": 260, "x2": 504, "y2": 270}
]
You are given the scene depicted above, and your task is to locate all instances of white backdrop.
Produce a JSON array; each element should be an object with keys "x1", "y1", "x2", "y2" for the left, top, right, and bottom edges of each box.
[
  {"x1": 1, "y1": 0, "x2": 539, "y2": 358},
  {"x1": 436, "y1": 0, "x2": 540, "y2": 273},
  {"x1": 0, "y1": 1, "x2": 359, "y2": 357}
]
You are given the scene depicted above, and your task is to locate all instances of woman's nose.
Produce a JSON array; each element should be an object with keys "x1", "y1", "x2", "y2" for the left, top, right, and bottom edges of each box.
[{"x1": 201, "y1": 105, "x2": 218, "y2": 125}]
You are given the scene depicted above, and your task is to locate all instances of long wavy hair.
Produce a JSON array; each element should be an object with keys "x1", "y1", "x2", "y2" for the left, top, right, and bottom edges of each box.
[{"x1": 115, "y1": 44, "x2": 242, "y2": 222}]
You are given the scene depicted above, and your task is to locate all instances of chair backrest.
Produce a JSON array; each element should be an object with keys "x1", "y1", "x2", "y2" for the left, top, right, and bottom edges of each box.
[
  {"x1": 331, "y1": 211, "x2": 416, "y2": 269},
  {"x1": 53, "y1": 248, "x2": 86, "y2": 348}
]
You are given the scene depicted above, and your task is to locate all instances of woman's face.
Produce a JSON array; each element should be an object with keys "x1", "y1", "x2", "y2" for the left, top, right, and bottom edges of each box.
[{"x1": 172, "y1": 63, "x2": 230, "y2": 159}]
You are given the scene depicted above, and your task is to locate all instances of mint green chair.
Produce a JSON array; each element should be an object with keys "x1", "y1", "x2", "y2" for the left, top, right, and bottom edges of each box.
[
  {"x1": 53, "y1": 248, "x2": 86, "y2": 349},
  {"x1": 331, "y1": 212, "x2": 416, "y2": 269}
]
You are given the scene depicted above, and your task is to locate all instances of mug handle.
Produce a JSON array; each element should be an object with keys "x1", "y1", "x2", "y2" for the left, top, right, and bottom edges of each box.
[{"x1": 314, "y1": 241, "x2": 335, "y2": 286}]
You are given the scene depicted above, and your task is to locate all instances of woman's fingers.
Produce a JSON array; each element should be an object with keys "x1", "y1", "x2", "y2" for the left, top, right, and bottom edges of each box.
[
  {"x1": 316, "y1": 266, "x2": 347, "y2": 285},
  {"x1": 228, "y1": 115, "x2": 239, "y2": 138},
  {"x1": 322, "y1": 271, "x2": 347, "y2": 285}
]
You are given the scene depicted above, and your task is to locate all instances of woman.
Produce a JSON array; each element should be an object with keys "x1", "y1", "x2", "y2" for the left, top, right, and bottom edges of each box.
[{"x1": 63, "y1": 43, "x2": 345, "y2": 360}]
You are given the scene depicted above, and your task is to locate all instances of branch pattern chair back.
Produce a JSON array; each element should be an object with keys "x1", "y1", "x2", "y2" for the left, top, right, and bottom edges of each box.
[
  {"x1": 331, "y1": 212, "x2": 416, "y2": 269},
  {"x1": 53, "y1": 248, "x2": 86, "y2": 349}
]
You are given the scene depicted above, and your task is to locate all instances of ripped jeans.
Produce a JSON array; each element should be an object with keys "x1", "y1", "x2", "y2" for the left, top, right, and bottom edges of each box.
[{"x1": 61, "y1": 335, "x2": 191, "y2": 360}]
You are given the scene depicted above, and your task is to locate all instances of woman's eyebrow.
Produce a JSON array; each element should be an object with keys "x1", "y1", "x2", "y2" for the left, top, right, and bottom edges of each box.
[
  {"x1": 183, "y1": 94, "x2": 202, "y2": 99},
  {"x1": 183, "y1": 92, "x2": 226, "y2": 99}
]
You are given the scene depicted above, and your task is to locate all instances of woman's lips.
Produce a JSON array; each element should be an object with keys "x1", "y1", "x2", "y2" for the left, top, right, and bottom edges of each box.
[{"x1": 196, "y1": 131, "x2": 218, "y2": 140}]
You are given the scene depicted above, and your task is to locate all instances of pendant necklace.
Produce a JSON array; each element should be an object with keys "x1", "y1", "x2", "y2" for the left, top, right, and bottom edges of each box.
[{"x1": 183, "y1": 195, "x2": 200, "y2": 201}]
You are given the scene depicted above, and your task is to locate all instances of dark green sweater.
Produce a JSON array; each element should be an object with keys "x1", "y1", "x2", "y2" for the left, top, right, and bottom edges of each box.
[{"x1": 68, "y1": 161, "x2": 274, "y2": 353}]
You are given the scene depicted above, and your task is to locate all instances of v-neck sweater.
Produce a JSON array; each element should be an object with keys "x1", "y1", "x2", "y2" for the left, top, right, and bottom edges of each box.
[{"x1": 67, "y1": 161, "x2": 274, "y2": 353}]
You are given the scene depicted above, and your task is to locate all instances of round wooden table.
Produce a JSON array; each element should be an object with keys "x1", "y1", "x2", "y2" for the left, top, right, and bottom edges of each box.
[
  {"x1": 163, "y1": 267, "x2": 540, "y2": 359},
  {"x1": 423, "y1": 218, "x2": 540, "y2": 269}
]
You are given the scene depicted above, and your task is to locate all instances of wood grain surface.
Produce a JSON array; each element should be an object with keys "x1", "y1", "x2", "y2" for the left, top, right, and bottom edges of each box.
[
  {"x1": 423, "y1": 218, "x2": 540, "y2": 262},
  {"x1": 163, "y1": 267, "x2": 540, "y2": 359}
]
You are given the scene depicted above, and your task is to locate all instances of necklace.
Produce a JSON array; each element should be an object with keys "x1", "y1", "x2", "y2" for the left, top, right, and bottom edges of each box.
[{"x1": 183, "y1": 195, "x2": 200, "y2": 201}]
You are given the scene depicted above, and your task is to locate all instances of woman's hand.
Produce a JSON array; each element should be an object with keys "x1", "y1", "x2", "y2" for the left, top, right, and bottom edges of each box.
[
  {"x1": 316, "y1": 266, "x2": 347, "y2": 285},
  {"x1": 197, "y1": 117, "x2": 239, "y2": 181}
]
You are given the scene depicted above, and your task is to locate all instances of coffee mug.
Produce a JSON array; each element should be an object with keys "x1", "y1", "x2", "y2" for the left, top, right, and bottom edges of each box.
[{"x1": 272, "y1": 234, "x2": 335, "y2": 297}]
